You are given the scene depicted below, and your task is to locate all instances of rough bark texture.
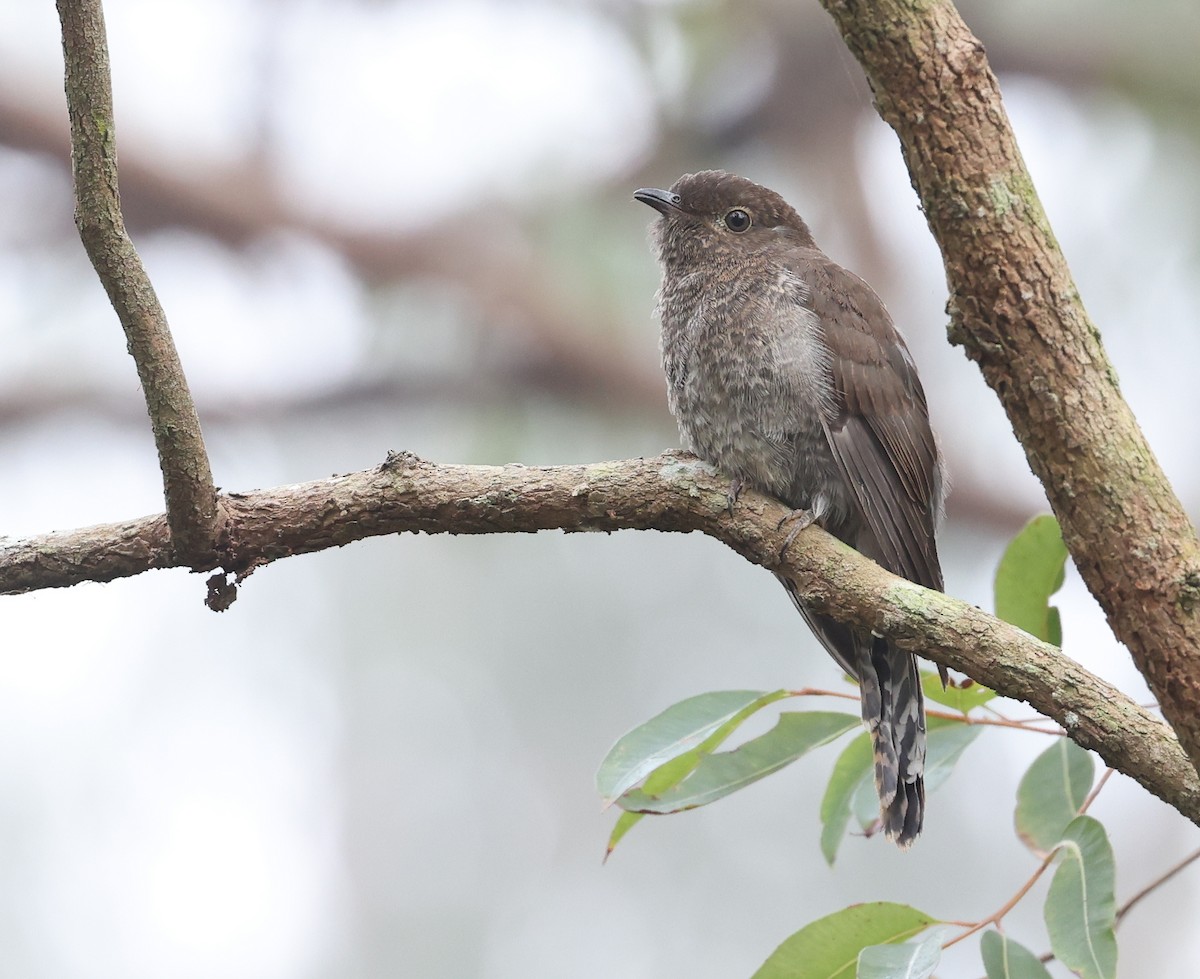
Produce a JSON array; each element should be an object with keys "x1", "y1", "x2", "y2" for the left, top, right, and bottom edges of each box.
[
  {"x1": 819, "y1": 0, "x2": 1200, "y2": 775},
  {"x1": 56, "y1": 0, "x2": 221, "y2": 566},
  {"x1": 1, "y1": 452, "x2": 1196, "y2": 827}
]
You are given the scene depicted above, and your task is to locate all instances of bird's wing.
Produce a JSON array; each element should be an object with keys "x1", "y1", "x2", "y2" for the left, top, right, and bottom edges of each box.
[{"x1": 805, "y1": 260, "x2": 943, "y2": 591}]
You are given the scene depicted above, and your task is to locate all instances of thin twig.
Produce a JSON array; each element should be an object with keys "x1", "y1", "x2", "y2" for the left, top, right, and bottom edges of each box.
[
  {"x1": 943, "y1": 850, "x2": 1058, "y2": 950},
  {"x1": 946, "y1": 761, "x2": 1115, "y2": 950},
  {"x1": 980, "y1": 704, "x2": 1066, "y2": 726},
  {"x1": 789, "y1": 687, "x2": 1062, "y2": 734},
  {"x1": 926, "y1": 710, "x2": 1061, "y2": 735},
  {"x1": 970, "y1": 845, "x2": 1200, "y2": 978},
  {"x1": 1079, "y1": 767, "x2": 1115, "y2": 813},
  {"x1": 1116, "y1": 847, "x2": 1200, "y2": 926},
  {"x1": 788, "y1": 687, "x2": 862, "y2": 702},
  {"x1": 55, "y1": 0, "x2": 221, "y2": 565}
]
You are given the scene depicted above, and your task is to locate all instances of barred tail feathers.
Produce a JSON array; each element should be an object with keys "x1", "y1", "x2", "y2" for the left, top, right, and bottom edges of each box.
[
  {"x1": 859, "y1": 634, "x2": 926, "y2": 847},
  {"x1": 776, "y1": 574, "x2": 927, "y2": 846}
]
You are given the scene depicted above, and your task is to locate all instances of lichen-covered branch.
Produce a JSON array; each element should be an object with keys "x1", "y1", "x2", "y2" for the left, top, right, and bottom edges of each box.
[
  {"x1": 818, "y1": 0, "x2": 1200, "y2": 775},
  {"x1": 55, "y1": 0, "x2": 221, "y2": 565},
  {"x1": 1, "y1": 452, "x2": 1195, "y2": 825}
]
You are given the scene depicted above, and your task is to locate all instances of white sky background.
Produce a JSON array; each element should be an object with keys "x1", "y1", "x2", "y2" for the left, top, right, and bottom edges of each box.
[{"x1": 1, "y1": 1, "x2": 1199, "y2": 977}]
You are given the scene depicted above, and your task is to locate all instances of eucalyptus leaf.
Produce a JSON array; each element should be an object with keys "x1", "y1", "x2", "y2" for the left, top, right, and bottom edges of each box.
[
  {"x1": 980, "y1": 930, "x2": 1053, "y2": 979},
  {"x1": 852, "y1": 763, "x2": 882, "y2": 831},
  {"x1": 923, "y1": 719, "x2": 983, "y2": 795},
  {"x1": 994, "y1": 514, "x2": 1068, "y2": 645},
  {"x1": 819, "y1": 732, "x2": 873, "y2": 865},
  {"x1": 1044, "y1": 816, "x2": 1118, "y2": 979},
  {"x1": 619, "y1": 711, "x2": 858, "y2": 813},
  {"x1": 752, "y1": 902, "x2": 937, "y2": 979},
  {"x1": 603, "y1": 810, "x2": 640, "y2": 858},
  {"x1": 826, "y1": 720, "x2": 980, "y2": 850},
  {"x1": 596, "y1": 689, "x2": 786, "y2": 803},
  {"x1": 1015, "y1": 738, "x2": 1095, "y2": 852},
  {"x1": 921, "y1": 671, "x2": 996, "y2": 712},
  {"x1": 858, "y1": 927, "x2": 946, "y2": 979},
  {"x1": 605, "y1": 737, "x2": 722, "y2": 856}
]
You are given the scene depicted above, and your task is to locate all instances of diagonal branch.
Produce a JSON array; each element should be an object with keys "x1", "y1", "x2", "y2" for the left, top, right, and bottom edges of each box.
[
  {"x1": 818, "y1": 0, "x2": 1200, "y2": 775},
  {"x1": 1, "y1": 452, "x2": 1195, "y2": 827},
  {"x1": 55, "y1": 0, "x2": 221, "y2": 566}
]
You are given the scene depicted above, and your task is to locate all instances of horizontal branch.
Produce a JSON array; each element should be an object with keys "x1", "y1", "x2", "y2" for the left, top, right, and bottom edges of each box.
[{"x1": 2, "y1": 451, "x2": 1195, "y2": 826}]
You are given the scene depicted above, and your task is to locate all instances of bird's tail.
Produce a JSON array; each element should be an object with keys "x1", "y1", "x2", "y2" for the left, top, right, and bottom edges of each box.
[
  {"x1": 777, "y1": 575, "x2": 927, "y2": 846},
  {"x1": 859, "y1": 634, "x2": 926, "y2": 847}
]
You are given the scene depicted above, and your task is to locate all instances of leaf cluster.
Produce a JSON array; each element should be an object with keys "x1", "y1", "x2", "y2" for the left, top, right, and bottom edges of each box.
[{"x1": 596, "y1": 518, "x2": 1129, "y2": 977}]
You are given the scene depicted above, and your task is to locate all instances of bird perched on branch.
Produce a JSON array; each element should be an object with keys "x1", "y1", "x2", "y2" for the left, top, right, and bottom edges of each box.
[{"x1": 635, "y1": 170, "x2": 945, "y2": 847}]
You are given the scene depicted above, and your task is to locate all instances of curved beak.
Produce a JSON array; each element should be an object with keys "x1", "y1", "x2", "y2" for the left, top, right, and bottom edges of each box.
[{"x1": 633, "y1": 187, "x2": 683, "y2": 216}]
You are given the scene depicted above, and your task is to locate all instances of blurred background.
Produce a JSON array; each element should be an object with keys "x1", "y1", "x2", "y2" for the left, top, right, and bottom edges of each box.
[{"x1": 2, "y1": 0, "x2": 1199, "y2": 975}]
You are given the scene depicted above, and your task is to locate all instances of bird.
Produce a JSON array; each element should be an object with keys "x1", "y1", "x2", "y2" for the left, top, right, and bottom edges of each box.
[{"x1": 635, "y1": 170, "x2": 945, "y2": 847}]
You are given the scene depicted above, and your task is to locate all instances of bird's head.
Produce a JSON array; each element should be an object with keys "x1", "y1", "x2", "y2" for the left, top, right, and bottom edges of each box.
[{"x1": 634, "y1": 170, "x2": 816, "y2": 269}]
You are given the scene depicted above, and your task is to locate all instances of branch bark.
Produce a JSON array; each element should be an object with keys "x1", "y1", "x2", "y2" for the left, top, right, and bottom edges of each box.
[
  {"x1": 55, "y1": 0, "x2": 221, "y2": 566},
  {"x1": 818, "y1": 0, "x2": 1200, "y2": 774},
  {"x1": 1, "y1": 452, "x2": 1195, "y2": 826}
]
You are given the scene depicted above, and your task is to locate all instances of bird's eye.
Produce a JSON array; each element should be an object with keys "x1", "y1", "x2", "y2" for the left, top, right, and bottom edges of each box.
[{"x1": 724, "y1": 208, "x2": 752, "y2": 233}]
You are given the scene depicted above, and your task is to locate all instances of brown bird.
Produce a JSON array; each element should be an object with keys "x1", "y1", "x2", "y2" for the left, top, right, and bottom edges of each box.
[{"x1": 635, "y1": 170, "x2": 945, "y2": 847}]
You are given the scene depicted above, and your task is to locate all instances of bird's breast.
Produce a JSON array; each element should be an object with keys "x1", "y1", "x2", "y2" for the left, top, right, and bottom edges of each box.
[{"x1": 658, "y1": 264, "x2": 851, "y2": 518}]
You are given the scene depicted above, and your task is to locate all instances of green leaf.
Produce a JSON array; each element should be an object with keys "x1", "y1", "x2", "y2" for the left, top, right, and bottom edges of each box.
[
  {"x1": 858, "y1": 927, "x2": 946, "y2": 979},
  {"x1": 751, "y1": 902, "x2": 938, "y2": 979},
  {"x1": 618, "y1": 711, "x2": 859, "y2": 813},
  {"x1": 603, "y1": 810, "x2": 643, "y2": 860},
  {"x1": 1015, "y1": 738, "x2": 1095, "y2": 851},
  {"x1": 921, "y1": 671, "x2": 996, "y2": 712},
  {"x1": 994, "y1": 514, "x2": 1069, "y2": 645},
  {"x1": 820, "y1": 732, "x2": 873, "y2": 865},
  {"x1": 821, "y1": 721, "x2": 981, "y2": 860},
  {"x1": 852, "y1": 764, "x2": 881, "y2": 830},
  {"x1": 1044, "y1": 816, "x2": 1118, "y2": 979},
  {"x1": 980, "y1": 931, "x2": 1053, "y2": 979},
  {"x1": 923, "y1": 718, "x2": 984, "y2": 795},
  {"x1": 596, "y1": 689, "x2": 786, "y2": 803},
  {"x1": 607, "y1": 747, "x2": 713, "y2": 852}
]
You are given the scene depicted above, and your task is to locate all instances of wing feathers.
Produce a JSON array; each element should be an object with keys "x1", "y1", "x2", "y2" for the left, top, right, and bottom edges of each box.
[{"x1": 803, "y1": 261, "x2": 943, "y2": 592}]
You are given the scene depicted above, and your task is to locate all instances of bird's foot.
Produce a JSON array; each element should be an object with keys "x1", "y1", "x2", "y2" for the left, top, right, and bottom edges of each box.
[
  {"x1": 725, "y1": 477, "x2": 745, "y2": 516},
  {"x1": 777, "y1": 508, "x2": 816, "y2": 558}
]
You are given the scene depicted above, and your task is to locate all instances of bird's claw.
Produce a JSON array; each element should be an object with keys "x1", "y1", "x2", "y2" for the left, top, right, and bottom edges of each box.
[
  {"x1": 777, "y1": 508, "x2": 816, "y2": 558},
  {"x1": 725, "y1": 477, "x2": 745, "y2": 516}
]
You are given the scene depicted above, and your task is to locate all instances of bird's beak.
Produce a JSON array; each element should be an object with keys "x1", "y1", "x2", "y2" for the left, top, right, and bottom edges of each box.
[{"x1": 633, "y1": 187, "x2": 683, "y2": 216}]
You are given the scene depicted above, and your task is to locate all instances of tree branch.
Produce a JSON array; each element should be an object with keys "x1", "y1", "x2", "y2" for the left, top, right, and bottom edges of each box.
[
  {"x1": 1, "y1": 451, "x2": 1195, "y2": 825},
  {"x1": 818, "y1": 0, "x2": 1200, "y2": 774},
  {"x1": 23, "y1": 0, "x2": 1200, "y2": 866},
  {"x1": 55, "y1": 0, "x2": 221, "y2": 566}
]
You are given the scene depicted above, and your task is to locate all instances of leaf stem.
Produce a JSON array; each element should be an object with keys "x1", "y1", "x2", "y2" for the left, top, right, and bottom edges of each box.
[
  {"x1": 968, "y1": 846, "x2": 1200, "y2": 978},
  {"x1": 942, "y1": 850, "x2": 1057, "y2": 949},
  {"x1": 1080, "y1": 768, "x2": 1115, "y2": 813},
  {"x1": 1115, "y1": 847, "x2": 1200, "y2": 925},
  {"x1": 945, "y1": 765, "x2": 1114, "y2": 950},
  {"x1": 788, "y1": 688, "x2": 1062, "y2": 734}
]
